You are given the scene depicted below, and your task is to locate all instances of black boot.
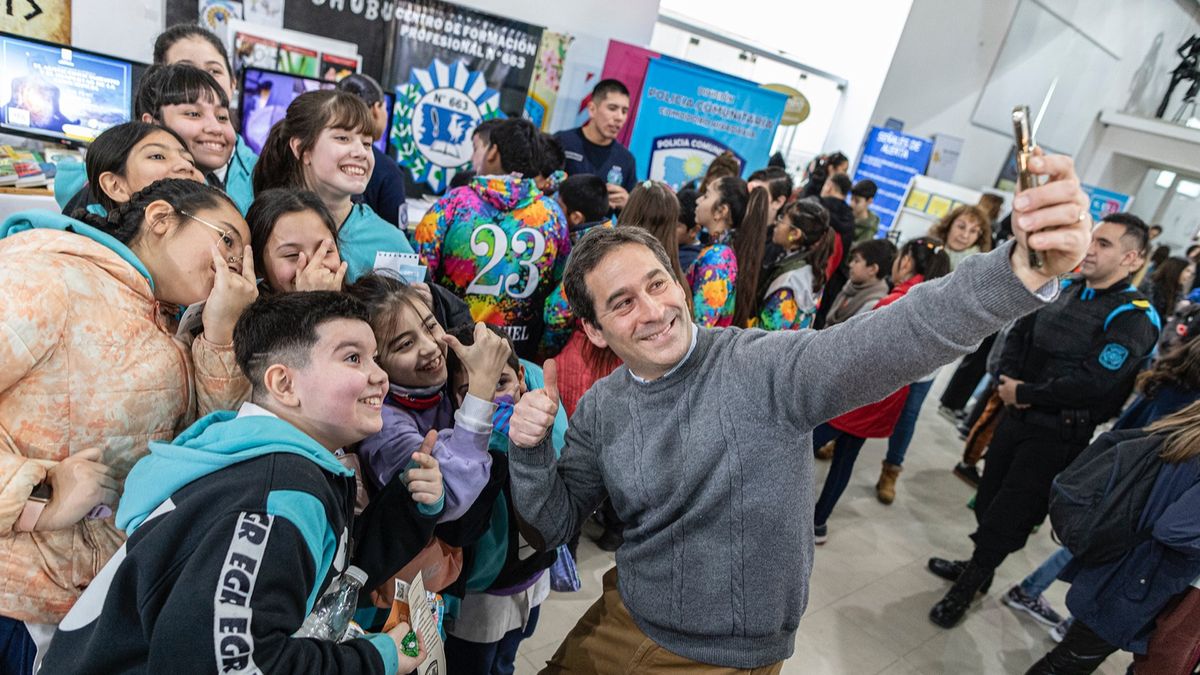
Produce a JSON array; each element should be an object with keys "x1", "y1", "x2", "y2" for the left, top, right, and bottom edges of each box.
[
  {"x1": 929, "y1": 561, "x2": 993, "y2": 628},
  {"x1": 927, "y1": 557, "x2": 994, "y2": 593}
]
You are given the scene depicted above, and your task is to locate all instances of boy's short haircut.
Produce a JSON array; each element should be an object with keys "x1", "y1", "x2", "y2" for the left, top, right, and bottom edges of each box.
[
  {"x1": 558, "y1": 174, "x2": 609, "y2": 223},
  {"x1": 828, "y1": 173, "x2": 852, "y2": 197},
  {"x1": 851, "y1": 179, "x2": 878, "y2": 200},
  {"x1": 676, "y1": 187, "x2": 699, "y2": 230},
  {"x1": 447, "y1": 323, "x2": 520, "y2": 375},
  {"x1": 591, "y1": 78, "x2": 629, "y2": 103},
  {"x1": 473, "y1": 118, "x2": 503, "y2": 145},
  {"x1": 233, "y1": 291, "x2": 370, "y2": 399},
  {"x1": 850, "y1": 239, "x2": 897, "y2": 279}
]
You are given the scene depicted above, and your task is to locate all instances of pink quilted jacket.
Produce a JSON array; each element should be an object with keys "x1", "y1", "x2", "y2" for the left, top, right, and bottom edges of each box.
[{"x1": 0, "y1": 228, "x2": 249, "y2": 622}]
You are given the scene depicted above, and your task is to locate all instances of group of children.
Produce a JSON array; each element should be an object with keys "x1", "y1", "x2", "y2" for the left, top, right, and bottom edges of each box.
[{"x1": 0, "y1": 20, "x2": 1020, "y2": 675}]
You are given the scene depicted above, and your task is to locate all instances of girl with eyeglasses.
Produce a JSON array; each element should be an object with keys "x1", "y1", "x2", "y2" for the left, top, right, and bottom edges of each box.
[{"x1": 0, "y1": 178, "x2": 256, "y2": 671}]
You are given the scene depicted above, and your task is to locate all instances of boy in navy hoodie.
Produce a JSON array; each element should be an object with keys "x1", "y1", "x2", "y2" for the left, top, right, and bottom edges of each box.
[{"x1": 42, "y1": 292, "x2": 443, "y2": 674}]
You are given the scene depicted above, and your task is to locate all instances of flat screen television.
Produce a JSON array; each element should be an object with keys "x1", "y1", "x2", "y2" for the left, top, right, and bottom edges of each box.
[
  {"x1": 240, "y1": 67, "x2": 393, "y2": 157},
  {"x1": 0, "y1": 31, "x2": 139, "y2": 146}
]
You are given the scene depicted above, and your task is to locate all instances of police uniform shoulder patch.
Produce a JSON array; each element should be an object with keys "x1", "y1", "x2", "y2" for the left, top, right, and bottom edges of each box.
[{"x1": 1099, "y1": 343, "x2": 1130, "y2": 370}]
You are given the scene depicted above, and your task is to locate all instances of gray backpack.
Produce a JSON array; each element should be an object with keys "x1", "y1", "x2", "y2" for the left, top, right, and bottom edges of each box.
[{"x1": 1048, "y1": 430, "x2": 1163, "y2": 565}]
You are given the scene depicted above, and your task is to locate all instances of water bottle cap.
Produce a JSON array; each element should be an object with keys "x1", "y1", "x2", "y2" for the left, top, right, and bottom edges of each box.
[{"x1": 345, "y1": 565, "x2": 367, "y2": 586}]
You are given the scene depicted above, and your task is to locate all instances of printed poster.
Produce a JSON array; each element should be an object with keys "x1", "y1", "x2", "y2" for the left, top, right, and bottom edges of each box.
[
  {"x1": 388, "y1": 0, "x2": 544, "y2": 193},
  {"x1": 627, "y1": 58, "x2": 787, "y2": 189},
  {"x1": 524, "y1": 31, "x2": 573, "y2": 131},
  {"x1": 320, "y1": 53, "x2": 360, "y2": 83},
  {"x1": 0, "y1": 0, "x2": 70, "y2": 45},
  {"x1": 1082, "y1": 184, "x2": 1133, "y2": 221},
  {"x1": 282, "y1": 0, "x2": 390, "y2": 79},
  {"x1": 851, "y1": 126, "x2": 934, "y2": 231}
]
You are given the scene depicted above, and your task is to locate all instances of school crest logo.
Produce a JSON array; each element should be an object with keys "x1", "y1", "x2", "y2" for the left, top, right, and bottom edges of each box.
[{"x1": 392, "y1": 59, "x2": 503, "y2": 192}]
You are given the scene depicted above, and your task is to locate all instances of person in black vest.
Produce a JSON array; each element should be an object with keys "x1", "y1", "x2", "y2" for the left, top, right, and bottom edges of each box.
[
  {"x1": 554, "y1": 79, "x2": 638, "y2": 211},
  {"x1": 927, "y1": 213, "x2": 1162, "y2": 628}
]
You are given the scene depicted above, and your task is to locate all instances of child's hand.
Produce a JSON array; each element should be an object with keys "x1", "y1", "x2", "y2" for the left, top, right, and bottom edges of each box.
[
  {"x1": 203, "y1": 244, "x2": 258, "y2": 345},
  {"x1": 383, "y1": 622, "x2": 427, "y2": 674},
  {"x1": 403, "y1": 430, "x2": 443, "y2": 507},
  {"x1": 293, "y1": 240, "x2": 347, "y2": 292},
  {"x1": 442, "y1": 322, "x2": 513, "y2": 402}
]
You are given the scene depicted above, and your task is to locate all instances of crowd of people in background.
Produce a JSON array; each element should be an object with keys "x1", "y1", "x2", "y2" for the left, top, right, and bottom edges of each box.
[{"x1": 0, "y1": 22, "x2": 1197, "y2": 675}]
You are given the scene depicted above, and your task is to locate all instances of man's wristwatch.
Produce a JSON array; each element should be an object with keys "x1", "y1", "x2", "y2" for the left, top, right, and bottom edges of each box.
[{"x1": 15, "y1": 482, "x2": 52, "y2": 532}]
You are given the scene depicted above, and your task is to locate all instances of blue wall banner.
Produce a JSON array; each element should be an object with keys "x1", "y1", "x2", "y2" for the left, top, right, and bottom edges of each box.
[
  {"x1": 627, "y1": 58, "x2": 787, "y2": 190},
  {"x1": 1081, "y1": 184, "x2": 1133, "y2": 221},
  {"x1": 852, "y1": 127, "x2": 934, "y2": 232}
]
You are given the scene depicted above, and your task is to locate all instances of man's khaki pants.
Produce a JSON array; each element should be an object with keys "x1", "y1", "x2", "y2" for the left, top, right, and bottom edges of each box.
[{"x1": 537, "y1": 567, "x2": 785, "y2": 675}]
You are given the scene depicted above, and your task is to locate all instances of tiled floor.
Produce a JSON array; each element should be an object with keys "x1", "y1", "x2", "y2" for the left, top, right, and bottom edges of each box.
[{"x1": 513, "y1": 376, "x2": 1135, "y2": 674}]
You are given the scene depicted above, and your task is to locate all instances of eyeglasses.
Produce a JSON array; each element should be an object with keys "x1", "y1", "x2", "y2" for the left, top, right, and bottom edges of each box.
[{"x1": 180, "y1": 210, "x2": 243, "y2": 265}]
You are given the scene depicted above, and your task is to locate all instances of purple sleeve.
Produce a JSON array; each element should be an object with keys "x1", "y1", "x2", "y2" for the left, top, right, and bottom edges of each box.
[{"x1": 358, "y1": 404, "x2": 494, "y2": 523}]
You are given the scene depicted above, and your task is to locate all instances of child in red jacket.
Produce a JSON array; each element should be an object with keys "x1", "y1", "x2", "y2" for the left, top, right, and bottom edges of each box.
[{"x1": 813, "y1": 237, "x2": 951, "y2": 544}]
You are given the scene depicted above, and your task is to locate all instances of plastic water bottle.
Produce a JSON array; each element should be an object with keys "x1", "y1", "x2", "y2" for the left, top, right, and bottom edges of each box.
[{"x1": 295, "y1": 565, "x2": 368, "y2": 642}]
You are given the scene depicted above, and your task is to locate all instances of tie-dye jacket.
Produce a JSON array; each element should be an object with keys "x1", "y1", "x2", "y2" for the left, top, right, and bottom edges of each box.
[
  {"x1": 687, "y1": 239, "x2": 738, "y2": 328},
  {"x1": 414, "y1": 175, "x2": 570, "y2": 360},
  {"x1": 753, "y1": 252, "x2": 822, "y2": 331},
  {"x1": 0, "y1": 213, "x2": 248, "y2": 623}
]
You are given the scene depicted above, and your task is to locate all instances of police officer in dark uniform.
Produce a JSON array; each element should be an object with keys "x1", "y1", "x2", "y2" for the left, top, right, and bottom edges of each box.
[{"x1": 926, "y1": 213, "x2": 1161, "y2": 628}]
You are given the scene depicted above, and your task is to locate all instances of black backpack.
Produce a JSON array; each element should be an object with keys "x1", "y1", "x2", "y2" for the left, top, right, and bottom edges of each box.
[{"x1": 1048, "y1": 430, "x2": 1164, "y2": 565}]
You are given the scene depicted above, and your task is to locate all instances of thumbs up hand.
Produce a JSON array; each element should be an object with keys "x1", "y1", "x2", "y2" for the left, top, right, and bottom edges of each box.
[{"x1": 509, "y1": 359, "x2": 560, "y2": 448}]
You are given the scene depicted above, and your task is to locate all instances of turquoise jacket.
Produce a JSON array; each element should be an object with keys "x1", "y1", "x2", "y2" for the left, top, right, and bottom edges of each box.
[
  {"x1": 340, "y1": 203, "x2": 415, "y2": 282},
  {"x1": 223, "y1": 134, "x2": 258, "y2": 215}
]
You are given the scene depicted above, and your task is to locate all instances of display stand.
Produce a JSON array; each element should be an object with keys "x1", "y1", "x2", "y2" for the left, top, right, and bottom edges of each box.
[{"x1": 890, "y1": 175, "x2": 986, "y2": 243}]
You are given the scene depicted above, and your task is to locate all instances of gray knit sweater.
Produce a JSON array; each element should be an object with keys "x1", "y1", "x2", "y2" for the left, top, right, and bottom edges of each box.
[{"x1": 509, "y1": 242, "x2": 1052, "y2": 668}]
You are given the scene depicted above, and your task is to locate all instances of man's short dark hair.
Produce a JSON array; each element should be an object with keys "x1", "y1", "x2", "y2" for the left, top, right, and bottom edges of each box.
[
  {"x1": 489, "y1": 118, "x2": 540, "y2": 177},
  {"x1": 591, "y1": 79, "x2": 630, "y2": 103},
  {"x1": 850, "y1": 239, "x2": 896, "y2": 279},
  {"x1": 1102, "y1": 212, "x2": 1151, "y2": 257},
  {"x1": 851, "y1": 179, "x2": 877, "y2": 200},
  {"x1": 564, "y1": 227, "x2": 675, "y2": 326},
  {"x1": 234, "y1": 292, "x2": 370, "y2": 399},
  {"x1": 558, "y1": 174, "x2": 609, "y2": 223},
  {"x1": 828, "y1": 173, "x2": 852, "y2": 196}
]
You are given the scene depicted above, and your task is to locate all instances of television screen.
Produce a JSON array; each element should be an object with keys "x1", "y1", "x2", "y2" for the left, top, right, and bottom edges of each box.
[
  {"x1": 240, "y1": 67, "x2": 393, "y2": 156},
  {"x1": 0, "y1": 32, "x2": 135, "y2": 145}
]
